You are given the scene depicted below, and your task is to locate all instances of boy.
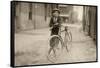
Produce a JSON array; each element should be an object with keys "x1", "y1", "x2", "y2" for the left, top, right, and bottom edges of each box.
[
  {"x1": 48, "y1": 8, "x2": 62, "y2": 56},
  {"x1": 49, "y1": 8, "x2": 61, "y2": 35}
]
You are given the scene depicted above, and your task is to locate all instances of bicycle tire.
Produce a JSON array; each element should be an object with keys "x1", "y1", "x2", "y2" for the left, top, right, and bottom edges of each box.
[
  {"x1": 68, "y1": 31, "x2": 72, "y2": 42},
  {"x1": 64, "y1": 31, "x2": 72, "y2": 52},
  {"x1": 47, "y1": 35, "x2": 64, "y2": 63}
]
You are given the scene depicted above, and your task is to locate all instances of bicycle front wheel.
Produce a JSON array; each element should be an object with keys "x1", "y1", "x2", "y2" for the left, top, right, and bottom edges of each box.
[{"x1": 47, "y1": 35, "x2": 64, "y2": 63}]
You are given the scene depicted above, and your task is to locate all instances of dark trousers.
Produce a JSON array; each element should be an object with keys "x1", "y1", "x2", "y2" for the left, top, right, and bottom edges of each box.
[
  {"x1": 50, "y1": 27, "x2": 59, "y2": 48},
  {"x1": 51, "y1": 27, "x2": 59, "y2": 35}
]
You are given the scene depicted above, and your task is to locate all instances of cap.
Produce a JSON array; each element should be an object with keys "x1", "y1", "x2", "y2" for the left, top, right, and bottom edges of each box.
[{"x1": 52, "y1": 8, "x2": 60, "y2": 14}]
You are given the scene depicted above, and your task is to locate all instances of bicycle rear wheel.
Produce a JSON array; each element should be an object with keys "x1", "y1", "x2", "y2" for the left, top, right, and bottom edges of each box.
[
  {"x1": 47, "y1": 35, "x2": 64, "y2": 63},
  {"x1": 68, "y1": 31, "x2": 72, "y2": 43},
  {"x1": 64, "y1": 31, "x2": 72, "y2": 52}
]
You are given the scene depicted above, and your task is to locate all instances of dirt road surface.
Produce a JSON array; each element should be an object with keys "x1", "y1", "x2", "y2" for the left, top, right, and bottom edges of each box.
[{"x1": 15, "y1": 23, "x2": 96, "y2": 66}]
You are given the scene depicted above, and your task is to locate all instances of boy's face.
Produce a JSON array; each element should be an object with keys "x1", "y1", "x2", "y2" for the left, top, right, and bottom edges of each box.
[{"x1": 53, "y1": 11, "x2": 59, "y2": 17}]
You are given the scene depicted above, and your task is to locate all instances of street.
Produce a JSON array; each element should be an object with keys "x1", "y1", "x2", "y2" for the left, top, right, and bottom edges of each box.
[{"x1": 15, "y1": 23, "x2": 96, "y2": 66}]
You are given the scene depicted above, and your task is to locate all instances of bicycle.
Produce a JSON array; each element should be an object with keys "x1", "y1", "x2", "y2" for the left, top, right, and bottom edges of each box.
[{"x1": 47, "y1": 23, "x2": 72, "y2": 63}]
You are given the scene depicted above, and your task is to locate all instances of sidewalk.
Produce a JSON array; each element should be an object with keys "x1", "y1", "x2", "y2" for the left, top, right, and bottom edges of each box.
[{"x1": 15, "y1": 24, "x2": 96, "y2": 66}]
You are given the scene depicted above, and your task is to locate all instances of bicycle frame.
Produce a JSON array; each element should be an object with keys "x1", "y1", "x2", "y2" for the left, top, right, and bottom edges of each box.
[{"x1": 58, "y1": 25, "x2": 72, "y2": 51}]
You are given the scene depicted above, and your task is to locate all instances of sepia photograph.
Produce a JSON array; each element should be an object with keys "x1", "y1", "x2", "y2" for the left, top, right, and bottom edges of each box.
[{"x1": 11, "y1": 1, "x2": 97, "y2": 67}]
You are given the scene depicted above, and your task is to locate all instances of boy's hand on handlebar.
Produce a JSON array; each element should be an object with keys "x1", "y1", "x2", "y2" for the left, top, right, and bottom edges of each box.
[
  {"x1": 50, "y1": 27, "x2": 53, "y2": 30},
  {"x1": 54, "y1": 23, "x2": 59, "y2": 25}
]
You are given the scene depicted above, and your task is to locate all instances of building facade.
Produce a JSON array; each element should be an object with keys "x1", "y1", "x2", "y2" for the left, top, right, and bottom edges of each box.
[
  {"x1": 15, "y1": 2, "x2": 58, "y2": 32},
  {"x1": 83, "y1": 6, "x2": 97, "y2": 40}
]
